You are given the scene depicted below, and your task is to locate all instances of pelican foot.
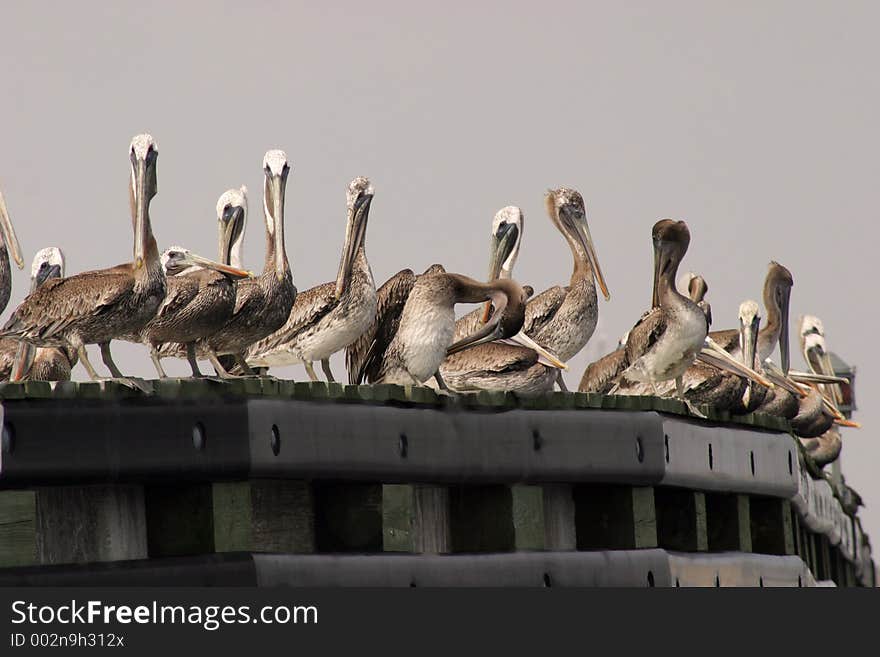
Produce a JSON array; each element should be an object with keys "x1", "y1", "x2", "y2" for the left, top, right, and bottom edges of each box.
[
  {"x1": 97, "y1": 377, "x2": 154, "y2": 394},
  {"x1": 683, "y1": 399, "x2": 707, "y2": 419}
]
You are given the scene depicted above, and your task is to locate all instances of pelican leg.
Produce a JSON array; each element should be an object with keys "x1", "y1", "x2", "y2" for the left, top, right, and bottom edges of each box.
[
  {"x1": 555, "y1": 371, "x2": 569, "y2": 392},
  {"x1": 99, "y1": 342, "x2": 124, "y2": 378},
  {"x1": 185, "y1": 343, "x2": 203, "y2": 378},
  {"x1": 149, "y1": 344, "x2": 168, "y2": 378},
  {"x1": 303, "y1": 360, "x2": 319, "y2": 381},
  {"x1": 321, "y1": 358, "x2": 336, "y2": 382},
  {"x1": 77, "y1": 345, "x2": 103, "y2": 380},
  {"x1": 235, "y1": 354, "x2": 255, "y2": 376},
  {"x1": 675, "y1": 375, "x2": 707, "y2": 419},
  {"x1": 433, "y1": 371, "x2": 449, "y2": 391},
  {"x1": 208, "y1": 350, "x2": 237, "y2": 379}
]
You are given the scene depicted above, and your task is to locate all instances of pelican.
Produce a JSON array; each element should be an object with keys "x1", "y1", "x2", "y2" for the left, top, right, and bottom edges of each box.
[
  {"x1": 0, "y1": 134, "x2": 166, "y2": 382},
  {"x1": 1, "y1": 248, "x2": 75, "y2": 382},
  {"x1": 346, "y1": 263, "x2": 445, "y2": 385},
  {"x1": 521, "y1": 188, "x2": 610, "y2": 391},
  {"x1": 0, "y1": 189, "x2": 25, "y2": 314},
  {"x1": 710, "y1": 261, "x2": 793, "y2": 374},
  {"x1": 801, "y1": 427, "x2": 842, "y2": 468},
  {"x1": 603, "y1": 220, "x2": 709, "y2": 415},
  {"x1": 580, "y1": 269, "x2": 712, "y2": 393},
  {"x1": 800, "y1": 315, "x2": 843, "y2": 406},
  {"x1": 201, "y1": 150, "x2": 296, "y2": 376},
  {"x1": 612, "y1": 300, "x2": 773, "y2": 411},
  {"x1": 245, "y1": 177, "x2": 378, "y2": 381},
  {"x1": 438, "y1": 206, "x2": 567, "y2": 394},
  {"x1": 127, "y1": 246, "x2": 252, "y2": 377},
  {"x1": 370, "y1": 273, "x2": 531, "y2": 386}
]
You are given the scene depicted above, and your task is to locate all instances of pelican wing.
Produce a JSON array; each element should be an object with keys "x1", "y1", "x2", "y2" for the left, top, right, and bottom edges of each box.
[
  {"x1": 346, "y1": 268, "x2": 417, "y2": 384},
  {"x1": 152, "y1": 274, "x2": 201, "y2": 321},
  {"x1": 523, "y1": 285, "x2": 567, "y2": 336},
  {"x1": 0, "y1": 338, "x2": 18, "y2": 381},
  {"x1": 249, "y1": 281, "x2": 338, "y2": 357},
  {"x1": 623, "y1": 306, "x2": 668, "y2": 365},
  {"x1": 1, "y1": 271, "x2": 134, "y2": 345},
  {"x1": 442, "y1": 342, "x2": 538, "y2": 377},
  {"x1": 707, "y1": 327, "x2": 739, "y2": 352},
  {"x1": 578, "y1": 347, "x2": 628, "y2": 393}
]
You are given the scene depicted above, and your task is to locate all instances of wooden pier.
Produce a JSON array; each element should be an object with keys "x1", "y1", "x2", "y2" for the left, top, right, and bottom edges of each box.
[{"x1": 0, "y1": 379, "x2": 873, "y2": 587}]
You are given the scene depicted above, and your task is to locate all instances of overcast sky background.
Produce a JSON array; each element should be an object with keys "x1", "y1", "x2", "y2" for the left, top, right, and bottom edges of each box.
[{"x1": 1, "y1": 2, "x2": 877, "y2": 544}]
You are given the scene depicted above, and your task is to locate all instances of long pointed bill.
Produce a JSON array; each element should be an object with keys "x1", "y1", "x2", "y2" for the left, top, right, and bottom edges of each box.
[
  {"x1": 0, "y1": 193, "x2": 24, "y2": 269},
  {"x1": 698, "y1": 342, "x2": 774, "y2": 389},
  {"x1": 185, "y1": 252, "x2": 253, "y2": 279},
  {"x1": 576, "y1": 219, "x2": 610, "y2": 301},
  {"x1": 10, "y1": 342, "x2": 35, "y2": 382},
  {"x1": 779, "y1": 291, "x2": 791, "y2": 376},
  {"x1": 651, "y1": 243, "x2": 662, "y2": 309},
  {"x1": 482, "y1": 224, "x2": 519, "y2": 323},
  {"x1": 446, "y1": 319, "x2": 504, "y2": 356},
  {"x1": 789, "y1": 370, "x2": 849, "y2": 385},
  {"x1": 132, "y1": 158, "x2": 148, "y2": 270},
  {"x1": 265, "y1": 173, "x2": 287, "y2": 280},
  {"x1": 335, "y1": 195, "x2": 371, "y2": 298},
  {"x1": 820, "y1": 350, "x2": 844, "y2": 405},
  {"x1": 762, "y1": 359, "x2": 809, "y2": 397},
  {"x1": 506, "y1": 332, "x2": 567, "y2": 369}
]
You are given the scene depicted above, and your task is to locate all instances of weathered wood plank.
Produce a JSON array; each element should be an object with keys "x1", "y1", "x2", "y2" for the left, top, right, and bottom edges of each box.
[
  {"x1": 412, "y1": 485, "x2": 450, "y2": 554},
  {"x1": 0, "y1": 490, "x2": 35, "y2": 567},
  {"x1": 574, "y1": 485, "x2": 657, "y2": 550},
  {"x1": 655, "y1": 488, "x2": 708, "y2": 552},
  {"x1": 750, "y1": 496, "x2": 795, "y2": 556},
  {"x1": 706, "y1": 493, "x2": 751, "y2": 552},
  {"x1": 543, "y1": 484, "x2": 576, "y2": 551},
  {"x1": 36, "y1": 484, "x2": 147, "y2": 564}
]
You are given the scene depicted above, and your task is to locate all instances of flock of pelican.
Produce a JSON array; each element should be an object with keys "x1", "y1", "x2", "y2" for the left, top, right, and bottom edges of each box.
[{"x1": 0, "y1": 134, "x2": 858, "y2": 467}]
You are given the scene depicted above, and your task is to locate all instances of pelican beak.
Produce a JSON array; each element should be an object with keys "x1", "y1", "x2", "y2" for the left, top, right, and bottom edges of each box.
[
  {"x1": 789, "y1": 370, "x2": 849, "y2": 385},
  {"x1": 575, "y1": 215, "x2": 610, "y2": 301},
  {"x1": 762, "y1": 359, "x2": 809, "y2": 397},
  {"x1": 131, "y1": 155, "x2": 151, "y2": 270},
  {"x1": 447, "y1": 288, "x2": 513, "y2": 356},
  {"x1": 264, "y1": 167, "x2": 288, "y2": 280},
  {"x1": 835, "y1": 418, "x2": 861, "y2": 429},
  {"x1": 820, "y1": 349, "x2": 844, "y2": 405},
  {"x1": 482, "y1": 222, "x2": 520, "y2": 322},
  {"x1": 651, "y1": 239, "x2": 663, "y2": 309},
  {"x1": 183, "y1": 252, "x2": 252, "y2": 279},
  {"x1": 0, "y1": 192, "x2": 24, "y2": 269},
  {"x1": 702, "y1": 337, "x2": 774, "y2": 388},
  {"x1": 508, "y1": 331, "x2": 567, "y2": 369},
  {"x1": 10, "y1": 342, "x2": 35, "y2": 383},
  {"x1": 779, "y1": 288, "x2": 791, "y2": 376},
  {"x1": 335, "y1": 192, "x2": 372, "y2": 299},
  {"x1": 219, "y1": 205, "x2": 245, "y2": 267}
]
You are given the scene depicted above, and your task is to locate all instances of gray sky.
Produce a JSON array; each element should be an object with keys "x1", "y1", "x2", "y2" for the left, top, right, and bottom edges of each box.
[{"x1": 2, "y1": 2, "x2": 877, "y2": 542}]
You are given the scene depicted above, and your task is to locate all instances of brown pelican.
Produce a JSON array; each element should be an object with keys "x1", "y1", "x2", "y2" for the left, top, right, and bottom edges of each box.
[
  {"x1": 800, "y1": 315, "x2": 843, "y2": 406},
  {"x1": 0, "y1": 190, "x2": 25, "y2": 314},
  {"x1": 201, "y1": 150, "x2": 296, "y2": 376},
  {"x1": 369, "y1": 273, "x2": 531, "y2": 385},
  {"x1": 438, "y1": 206, "x2": 567, "y2": 394},
  {"x1": 128, "y1": 246, "x2": 252, "y2": 377},
  {"x1": 678, "y1": 271, "x2": 712, "y2": 325},
  {"x1": 521, "y1": 188, "x2": 610, "y2": 391},
  {"x1": 245, "y1": 177, "x2": 378, "y2": 381},
  {"x1": 612, "y1": 299, "x2": 772, "y2": 411},
  {"x1": 1, "y1": 248, "x2": 75, "y2": 382},
  {"x1": 710, "y1": 261, "x2": 793, "y2": 374},
  {"x1": 801, "y1": 427, "x2": 842, "y2": 468},
  {"x1": 0, "y1": 134, "x2": 166, "y2": 381},
  {"x1": 346, "y1": 263, "x2": 445, "y2": 385},
  {"x1": 604, "y1": 220, "x2": 709, "y2": 415}
]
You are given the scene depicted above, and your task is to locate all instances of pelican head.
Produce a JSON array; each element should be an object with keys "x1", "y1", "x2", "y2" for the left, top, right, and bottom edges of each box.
[
  {"x1": 0, "y1": 191, "x2": 24, "y2": 270},
  {"x1": 679, "y1": 272, "x2": 708, "y2": 304},
  {"x1": 262, "y1": 150, "x2": 290, "y2": 279},
  {"x1": 217, "y1": 186, "x2": 248, "y2": 269},
  {"x1": 129, "y1": 134, "x2": 158, "y2": 270},
  {"x1": 766, "y1": 261, "x2": 793, "y2": 375},
  {"x1": 545, "y1": 188, "x2": 610, "y2": 301},
  {"x1": 162, "y1": 245, "x2": 251, "y2": 279},
  {"x1": 487, "y1": 206, "x2": 523, "y2": 281},
  {"x1": 30, "y1": 247, "x2": 64, "y2": 292},
  {"x1": 446, "y1": 278, "x2": 528, "y2": 355},
  {"x1": 650, "y1": 219, "x2": 690, "y2": 308},
  {"x1": 799, "y1": 314, "x2": 836, "y2": 378},
  {"x1": 335, "y1": 176, "x2": 374, "y2": 298}
]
